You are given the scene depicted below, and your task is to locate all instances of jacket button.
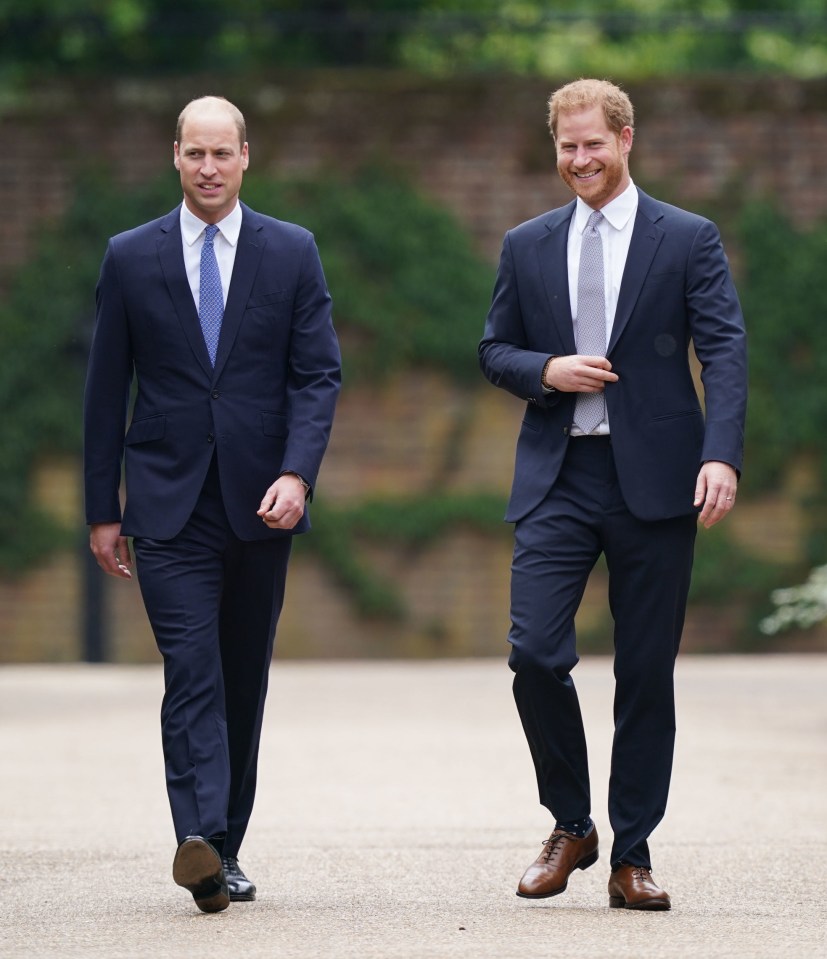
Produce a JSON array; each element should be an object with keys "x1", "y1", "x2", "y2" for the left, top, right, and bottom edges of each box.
[
  {"x1": 211, "y1": 390, "x2": 220, "y2": 399},
  {"x1": 207, "y1": 433, "x2": 214, "y2": 443}
]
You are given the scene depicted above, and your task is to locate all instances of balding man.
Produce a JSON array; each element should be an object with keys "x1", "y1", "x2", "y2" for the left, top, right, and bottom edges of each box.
[{"x1": 84, "y1": 96, "x2": 341, "y2": 912}]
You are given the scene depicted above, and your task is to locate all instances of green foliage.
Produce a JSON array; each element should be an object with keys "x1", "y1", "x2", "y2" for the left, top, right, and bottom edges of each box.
[
  {"x1": 1, "y1": 1, "x2": 825, "y2": 87},
  {"x1": 736, "y1": 202, "x2": 827, "y2": 563},
  {"x1": 0, "y1": 172, "x2": 177, "y2": 571},
  {"x1": 298, "y1": 492, "x2": 509, "y2": 620},
  {"x1": 241, "y1": 169, "x2": 492, "y2": 383},
  {"x1": 399, "y1": 3, "x2": 827, "y2": 79},
  {"x1": 689, "y1": 529, "x2": 787, "y2": 606}
]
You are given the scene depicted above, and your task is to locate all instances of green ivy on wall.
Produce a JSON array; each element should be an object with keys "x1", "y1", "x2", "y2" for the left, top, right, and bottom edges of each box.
[{"x1": 736, "y1": 203, "x2": 827, "y2": 564}]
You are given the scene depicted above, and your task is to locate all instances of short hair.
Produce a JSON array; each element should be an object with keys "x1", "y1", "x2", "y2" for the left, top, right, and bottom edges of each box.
[
  {"x1": 547, "y1": 79, "x2": 634, "y2": 140},
  {"x1": 175, "y1": 96, "x2": 247, "y2": 149}
]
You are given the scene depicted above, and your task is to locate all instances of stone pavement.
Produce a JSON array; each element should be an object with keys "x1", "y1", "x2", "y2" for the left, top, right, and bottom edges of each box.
[{"x1": 1, "y1": 656, "x2": 825, "y2": 959}]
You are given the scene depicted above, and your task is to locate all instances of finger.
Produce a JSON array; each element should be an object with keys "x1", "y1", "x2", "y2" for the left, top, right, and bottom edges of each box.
[{"x1": 700, "y1": 493, "x2": 735, "y2": 529}]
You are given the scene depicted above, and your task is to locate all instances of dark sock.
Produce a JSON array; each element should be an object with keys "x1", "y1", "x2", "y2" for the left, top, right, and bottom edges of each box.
[
  {"x1": 207, "y1": 833, "x2": 226, "y2": 858},
  {"x1": 554, "y1": 816, "x2": 593, "y2": 838}
]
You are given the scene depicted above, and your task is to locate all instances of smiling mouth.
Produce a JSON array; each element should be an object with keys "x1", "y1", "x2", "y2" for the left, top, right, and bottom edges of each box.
[
  {"x1": 199, "y1": 183, "x2": 221, "y2": 192},
  {"x1": 575, "y1": 170, "x2": 601, "y2": 180}
]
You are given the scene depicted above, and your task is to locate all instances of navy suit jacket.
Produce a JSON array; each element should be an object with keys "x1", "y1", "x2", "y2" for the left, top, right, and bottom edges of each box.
[
  {"x1": 479, "y1": 188, "x2": 747, "y2": 523},
  {"x1": 84, "y1": 201, "x2": 341, "y2": 541}
]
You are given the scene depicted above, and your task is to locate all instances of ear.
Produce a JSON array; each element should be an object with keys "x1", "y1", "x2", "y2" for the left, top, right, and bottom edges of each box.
[
  {"x1": 241, "y1": 142, "x2": 249, "y2": 171},
  {"x1": 619, "y1": 125, "x2": 634, "y2": 157},
  {"x1": 173, "y1": 142, "x2": 181, "y2": 171}
]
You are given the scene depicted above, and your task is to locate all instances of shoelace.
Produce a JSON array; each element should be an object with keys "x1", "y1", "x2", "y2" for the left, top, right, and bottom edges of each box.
[{"x1": 540, "y1": 832, "x2": 571, "y2": 864}]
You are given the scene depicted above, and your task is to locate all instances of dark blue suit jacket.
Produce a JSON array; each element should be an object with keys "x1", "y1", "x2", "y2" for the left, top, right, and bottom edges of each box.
[
  {"x1": 479, "y1": 188, "x2": 747, "y2": 523},
  {"x1": 84, "y1": 202, "x2": 341, "y2": 540}
]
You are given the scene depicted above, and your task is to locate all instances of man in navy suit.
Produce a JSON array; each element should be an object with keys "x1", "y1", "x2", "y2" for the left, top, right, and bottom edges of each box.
[
  {"x1": 479, "y1": 79, "x2": 746, "y2": 910},
  {"x1": 84, "y1": 96, "x2": 341, "y2": 912}
]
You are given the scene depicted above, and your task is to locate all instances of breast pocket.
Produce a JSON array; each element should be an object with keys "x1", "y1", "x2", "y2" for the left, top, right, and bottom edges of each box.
[{"x1": 246, "y1": 291, "x2": 290, "y2": 309}]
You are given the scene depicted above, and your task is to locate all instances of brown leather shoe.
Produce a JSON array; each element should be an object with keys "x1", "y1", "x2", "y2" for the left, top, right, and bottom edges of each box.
[
  {"x1": 608, "y1": 864, "x2": 671, "y2": 911},
  {"x1": 516, "y1": 826, "x2": 599, "y2": 898}
]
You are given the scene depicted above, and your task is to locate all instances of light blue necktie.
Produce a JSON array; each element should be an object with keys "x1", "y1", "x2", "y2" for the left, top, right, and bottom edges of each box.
[
  {"x1": 573, "y1": 210, "x2": 606, "y2": 434},
  {"x1": 199, "y1": 224, "x2": 224, "y2": 367}
]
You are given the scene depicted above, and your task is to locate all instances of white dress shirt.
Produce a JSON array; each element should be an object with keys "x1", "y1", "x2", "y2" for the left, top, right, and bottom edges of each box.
[
  {"x1": 179, "y1": 201, "x2": 243, "y2": 309},
  {"x1": 567, "y1": 180, "x2": 638, "y2": 435}
]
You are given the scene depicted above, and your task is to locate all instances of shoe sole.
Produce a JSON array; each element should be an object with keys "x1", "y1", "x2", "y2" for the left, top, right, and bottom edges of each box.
[
  {"x1": 173, "y1": 838, "x2": 230, "y2": 913},
  {"x1": 516, "y1": 848, "x2": 599, "y2": 899},
  {"x1": 609, "y1": 895, "x2": 671, "y2": 911}
]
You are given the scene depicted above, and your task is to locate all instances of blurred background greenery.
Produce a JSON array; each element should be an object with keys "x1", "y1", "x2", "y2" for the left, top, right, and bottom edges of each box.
[
  {"x1": 1, "y1": 1, "x2": 825, "y2": 660},
  {"x1": 1, "y1": 0, "x2": 825, "y2": 82}
]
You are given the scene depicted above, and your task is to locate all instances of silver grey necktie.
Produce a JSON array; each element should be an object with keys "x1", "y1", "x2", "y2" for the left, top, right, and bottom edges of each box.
[{"x1": 573, "y1": 210, "x2": 606, "y2": 434}]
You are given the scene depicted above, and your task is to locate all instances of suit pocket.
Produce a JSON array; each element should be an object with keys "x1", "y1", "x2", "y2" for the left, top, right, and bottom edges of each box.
[
  {"x1": 125, "y1": 413, "x2": 166, "y2": 445},
  {"x1": 521, "y1": 405, "x2": 543, "y2": 432},
  {"x1": 261, "y1": 411, "x2": 288, "y2": 437},
  {"x1": 652, "y1": 408, "x2": 702, "y2": 423},
  {"x1": 247, "y1": 290, "x2": 289, "y2": 309}
]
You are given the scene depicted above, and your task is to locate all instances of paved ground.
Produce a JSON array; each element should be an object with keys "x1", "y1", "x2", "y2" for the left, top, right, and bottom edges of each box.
[{"x1": 1, "y1": 656, "x2": 825, "y2": 959}]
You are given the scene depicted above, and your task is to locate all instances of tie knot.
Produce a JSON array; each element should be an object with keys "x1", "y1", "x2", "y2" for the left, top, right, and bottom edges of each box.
[
  {"x1": 204, "y1": 224, "x2": 219, "y2": 244},
  {"x1": 586, "y1": 210, "x2": 603, "y2": 234}
]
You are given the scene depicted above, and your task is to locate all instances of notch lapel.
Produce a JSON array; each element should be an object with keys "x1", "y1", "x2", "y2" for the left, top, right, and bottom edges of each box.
[
  {"x1": 536, "y1": 202, "x2": 577, "y2": 354},
  {"x1": 212, "y1": 206, "x2": 265, "y2": 379},
  {"x1": 157, "y1": 208, "x2": 214, "y2": 377},
  {"x1": 608, "y1": 191, "x2": 665, "y2": 353}
]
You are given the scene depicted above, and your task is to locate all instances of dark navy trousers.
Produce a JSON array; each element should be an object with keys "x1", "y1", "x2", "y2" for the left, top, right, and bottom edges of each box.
[
  {"x1": 508, "y1": 436, "x2": 696, "y2": 867},
  {"x1": 133, "y1": 455, "x2": 292, "y2": 857}
]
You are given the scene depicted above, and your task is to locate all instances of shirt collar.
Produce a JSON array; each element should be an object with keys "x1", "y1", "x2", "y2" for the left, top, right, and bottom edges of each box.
[
  {"x1": 180, "y1": 201, "x2": 243, "y2": 247},
  {"x1": 575, "y1": 180, "x2": 638, "y2": 233}
]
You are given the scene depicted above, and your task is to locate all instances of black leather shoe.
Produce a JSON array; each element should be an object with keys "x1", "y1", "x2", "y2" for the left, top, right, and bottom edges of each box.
[
  {"x1": 222, "y1": 856, "x2": 256, "y2": 902},
  {"x1": 172, "y1": 836, "x2": 230, "y2": 913}
]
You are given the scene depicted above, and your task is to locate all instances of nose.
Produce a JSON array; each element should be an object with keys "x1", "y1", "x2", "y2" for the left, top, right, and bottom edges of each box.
[
  {"x1": 572, "y1": 147, "x2": 592, "y2": 167},
  {"x1": 201, "y1": 154, "x2": 217, "y2": 176}
]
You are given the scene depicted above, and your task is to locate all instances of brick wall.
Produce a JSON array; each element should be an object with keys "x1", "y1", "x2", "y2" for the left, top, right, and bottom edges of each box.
[{"x1": 2, "y1": 72, "x2": 826, "y2": 661}]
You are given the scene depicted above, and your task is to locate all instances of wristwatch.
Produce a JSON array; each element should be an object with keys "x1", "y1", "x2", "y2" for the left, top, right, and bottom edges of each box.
[{"x1": 280, "y1": 471, "x2": 311, "y2": 497}]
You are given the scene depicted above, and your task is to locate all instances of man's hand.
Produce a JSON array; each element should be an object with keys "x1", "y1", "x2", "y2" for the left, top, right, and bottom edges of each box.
[
  {"x1": 257, "y1": 474, "x2": 307, "y2": 530},
  {"x1": 544, "y1": 355, "x2": 618, "y2": 392},
  {"x1": 89, "y1": 522, "x2": 133, "y2": 578},
  {"x1": 694, "y1": 461, "x2": 738, "y2": 529}
]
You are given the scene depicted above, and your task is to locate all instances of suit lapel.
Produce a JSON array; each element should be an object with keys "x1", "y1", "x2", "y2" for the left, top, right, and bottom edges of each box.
[
  {"x1": 536, "y1": 202, "x2": 577, "y2": 354},
  {"x1": 213, "y1": 203, "x2": 265, "y2": 379},
  {"x1": 608, "y1": 190, "x2": 665, "y2": 353},
  {"x1": 157, "y1": 207, "x2": 213, "y2": 377}
]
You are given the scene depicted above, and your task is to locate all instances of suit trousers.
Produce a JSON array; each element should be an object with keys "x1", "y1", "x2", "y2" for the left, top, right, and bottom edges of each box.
[
  {"x1": 133, "y1": 455, "x2": 292, "y2": 857},
  {"x1": 508, "y1": 436, "x2": 696, "y2": 868}
]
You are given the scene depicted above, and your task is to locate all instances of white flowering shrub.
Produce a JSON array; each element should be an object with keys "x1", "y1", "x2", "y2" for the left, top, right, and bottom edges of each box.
[{"x1": 759, "y1": 565, "x2": 827, "y2": 635}]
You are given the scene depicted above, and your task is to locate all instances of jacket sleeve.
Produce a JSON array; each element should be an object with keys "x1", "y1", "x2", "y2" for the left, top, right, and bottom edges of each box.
[
  {"x1": 478, "y1": 231, "x2": 558, "y2": 409},
  {"x1": 279, "y1": 232, "x2": 342, "y2": 491},
  {"x1": 687, "y1": 219, "x2": 748, "y2": 473},
  {"x1": 83, "y1": 239, "x2": 133, "y2": 525}
]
